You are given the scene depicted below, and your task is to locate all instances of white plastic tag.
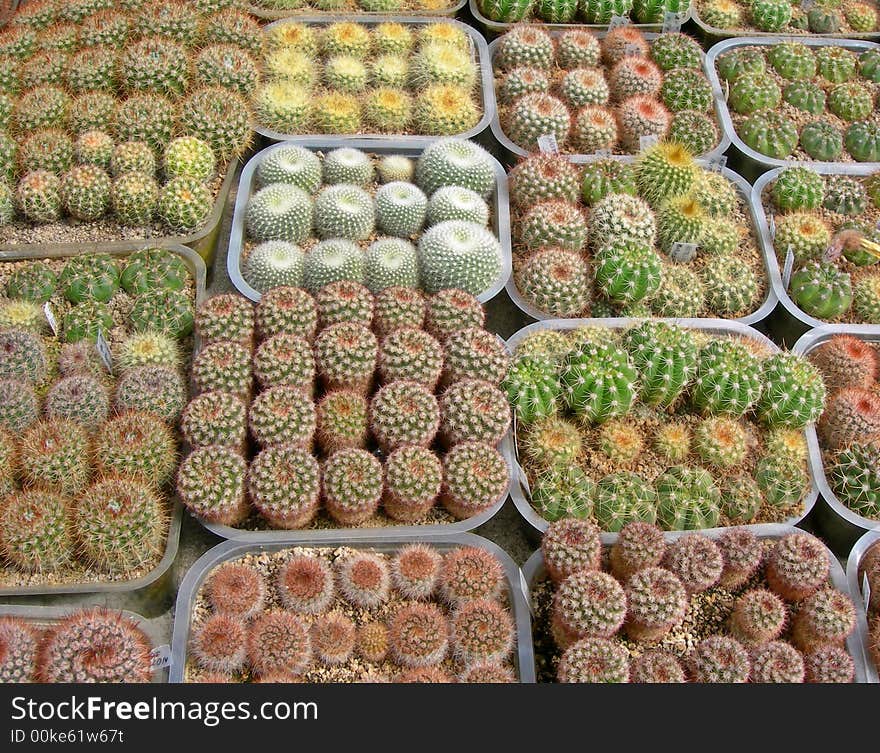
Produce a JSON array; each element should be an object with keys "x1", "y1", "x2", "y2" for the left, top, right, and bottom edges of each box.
[
  {"x1": 670, "y1": 242, "x2": 698, "y2": 262},
  {"x1": 707, "y1": 155, "x2": 727, "y2": 173},
  {"x1": 593, "y1": 148, "x2": 613, "y2": 158},
  {"x1": 96, "y1": 328, "x2": 113, "y2": 375},
  {"x1": 537, "y1": 134, "x2": 559, "y2": 154},
  {"x1": 864, "y1": 573, "x2": 872, "y2": 614},
  {"x1": 608, "y1": 14, "x2": 630, "y2": 28},
  {"x1": 517, "y1": 461, "x2": 532, "y2": 498},
  {"x1": 768, "y1": 214, "x2": 776, "y2": 238},
  {"x1": 782, "y1": 248, "x2": 795, "y2": 288},
  {"x1": 150, "y1": 644, "x2": 172, "y2": 669},
  {"x1": 519, "y1": 569, "x2": 535, "y2": 617},
  {"x1": 801, "y1": 0, "x2": 815, "y2": 9},
  {"x1": 823, "y1": 243, "x2": 842, "y2": 264},
  {"x1": 43, "y1": 302, "x2": 58, "y2": 336},
  {"x1": 624, "y1": 42, "x2": 642, "y2": 57},
  {"x1": 639, "y1": 134, "x2": 659, "y2": 151},
  {"x1": 662, "y1": 10, "x2": 686, "y2": 32}
]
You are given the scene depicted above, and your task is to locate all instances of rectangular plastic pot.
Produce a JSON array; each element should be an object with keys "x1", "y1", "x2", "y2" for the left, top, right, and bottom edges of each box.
[
  {"x1": 523, "y1": 523, "x2": 874, "y2": 682},
  {"x1": 753, "y1": 167, "x2": 878, "y2": 347},
  {"x1": 705, "y1": 36, "x2": 880, "y2": 177},
  {"x1": 0, "y1": 243, "x2": 205, "y2": 598},
  {"x1": 0, "y1": 155, "x2": 242, "y2": 267},
  {"x1": 0, "y1": 0, "x2": 19, "y2": 27},
  {"x1": 469, "y1": 2, "x2": 691, "y2": 35},
  {"x1": 0, "y1": 604, "x2": 170, "y2": 683},
  {"x1": 846, "y1": 527, "x2": 880, "y2": 683},
  {"x1": 504, "y1": 161, "x2": 777, "y2": 327},
  {"x1": 793, "y1": 324, "x2": 880, "y2": 551},
  {"x1": 490, "y1": 31, "x2": 730, "y2": 165},
  {"x1": 227, "y1": 139, "x2": 512, "y2": 305},
  {"x1": 501, "y1": 317, "x2": 819, "y2": 541},
  {"x1": 247, "y1": 0, "x2": 466, "y2": 19},
  {"x1": 255, "y1": 17, "x2": 494, "y2": 144},
  {"x1": 169, "y1": 532, "x2": 536, "y2": 683},
  {"x1": 693, "y1": 6, "x2": 880, "y2": 44}
]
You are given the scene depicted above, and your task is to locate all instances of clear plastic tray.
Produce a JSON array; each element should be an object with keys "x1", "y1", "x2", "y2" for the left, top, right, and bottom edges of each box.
[
  {"x1": 169, "y1": 532, "x2": 536, "y2": 683},
  {"x1": 248, "y1": 0, "x2": 466, "y2": 19},
  {"x1": 753, "y1": 168, "x2": 879, "y2": 346},
  {"x1": 227, "y1": 139, "x2": 512, "y2": 304},
  {"x1": 793, "y1": 325, "x2": 880, "y2": 538},
  {"x1": 693, "y1": 5, "x2": 880, "y2": 43},
  {"x1": 705, "y1": 36, "x2": 880, "y2": 175},
  {"x1": 504, "y1": 161, "x2": 777, "y2": 327},
  {"x1": 489, "y1": 31, "x2": 730, "y2": 165},
  {"x1": 523, "y1": 523, "x2": 874, "y2": 683},
  {"x1": 0, "y1": 243, "x2": 205, "y2": 597},
  {"x1": 469, "y1": 2, "x2": 692, "y2": 34},
  {"x1": 255, "y1": 17, "x2": 494, "y2": 144},
  {"x1": 0, "y1": 604, "x2": 169, "y2": 683},
  {"x1": 846, "y1": 527, "x2": 880, "y2": 683},
  {"x1": 501, "y1": 317, "x2": 819, "y2": 541},
  {"x1": 0, "y1": 155, "x2": 242, "y2": 265}
]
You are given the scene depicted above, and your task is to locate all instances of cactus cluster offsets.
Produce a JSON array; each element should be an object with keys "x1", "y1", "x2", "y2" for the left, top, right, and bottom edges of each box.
[
  {"x1": 697, "y1": 0, "x2": 879, "y2": 34},
  {"x1": 509, "y1": 142, "x2": 764, "y2": 319},
  {"x1": 764, "y1": 166, "x2": 880, "y2": 324},
  {"x1": 495, "y1": 27, "x2": 721, "y2": 158},
  {"x1": 532, "y1": 520, "x2": 859, "y2": 683},
  {"x1": 185, "y1": 543, "x2": 517, "y2": 683},
  {"x1": 241, "y1": 140, "x2": 503, "y2": 301},
  {"x1": 478, "y1": 0, "x2": 688, "y2": 25},
  {"x1": 177, "y1": 284, "x2": 510, "y2": 532},
  {"x1": 505, "y1": 321, "x2": 824, "y2": 532},
  {"x1": 0, "y1": 1, "x2": 257, "y2": 245},
  {"x1": 255, "y1": 21, "x2": 482, "y2": 137},
  {"x1": 808, "y1": 333, "x2": 880, "y2": 521},
  {"x1": 716, "y1": 41, "x2": 880, "y2": 165},
  {"x1": 0, "y1": 247, "x2": 196, "y2": 588}
]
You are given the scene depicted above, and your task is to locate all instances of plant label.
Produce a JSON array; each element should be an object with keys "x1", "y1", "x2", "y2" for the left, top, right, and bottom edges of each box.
[
  {"x1": 768, "y1": 214, "x2": 776, "y2": 238},
  {"x1": 608, "y1": 14, "x2": 630, "y2": 29},
  {"x1": 707, "y1": 155, "x2": 727, "y2": 173},
  {"x1": 537, "y1": 134, "x2": 559, "y2": 154},
  {"x1": 639, "y1": 134, "x2": 659, "y2": 151},
  {"x1": 624, "y1": 42, "x2": 641, "y2": 57},
  {"x1": 670, "y1": 242, "x2": 698, "y2": 262},
  {"x1": 662, "y1": 11, "x2": 686, "y2": 32},
  {"x1": 782, "y1": 248, "x2": 795, "y2": 288},
  {"x1": 150, "y1": 644, "x2": 173, "y2": 669},
  {"x1": 864, "y1": 574, "x2": 871, "y2": 615},
  {"x1": 823, "y1": 243, "x2": 843, "y2": 264},
  {"x1": 42, "y1": 302, "x2": 58, "y2": 336},
  {"x1": 593, "y1": 148, "x2": 613, "y2": 158},
  {"x1": 517, "y1": 461, "x2": 532, "y2": 498},
  {"x1": 96, "y1": 328, "x2": 114, "y2": 375},
  {"x1": 801, "y1": 0, "x2": 815, "y2": 9},
  {"x1": 519, "y1": 569, "x2": 534, "y2": 617}
]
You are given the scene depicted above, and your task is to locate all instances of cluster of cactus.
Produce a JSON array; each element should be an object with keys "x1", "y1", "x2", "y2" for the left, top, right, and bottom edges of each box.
[
  {"x1": 767, "y1": 166, "x2": 880, "y2": 324},
  {"x1": 0, "y1": 248, "x2": 199, "y2": 580},
  {"x1": 808, "y1": 333, "x2": 880, "y2": 520},
  {"x1": 495, "y1": 27, "x2": 720, "y2": 158},
  {"x1": 541, "y1": 520, "x2": 858, "y2": 683},
  {"x1": 0, "y1": 3, "x2": 259, "y2": 237},
  {"x1": 256, "y1": 0, "x2": 459, "y2": 10},
  {"x1": 719, "y1": 42, "x2": 880, "y2": 164},
  {"x1": 256, "y1": 21, "x2": 482, "y2": 137},
  {"x1": 187, "y1": 543, "x2": 516, "y2": 683},
  {"x1": 697, "y1": 0, "x2": 878, "y2": 32},
  {"x1": 243, "y1": 141, "x2": 503, "y2": 301},
  {"x1": 479, "y1": 0, "x2": 688, "y2": 24},
  {"x1": 510, "y1": 143, "x2": 763, "y2": 319},
  {"x1": 506, "y1": 322, "x2": 822, "y2": 531},
  {"x1": 178, "y1": 284, "x2": 510, "y2": 531}
]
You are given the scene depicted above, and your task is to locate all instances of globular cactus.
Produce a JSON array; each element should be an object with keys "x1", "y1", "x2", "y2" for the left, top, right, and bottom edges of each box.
[
  {"x1": 440, "y1": 441, "x2": 509, "y2": 520},
  {"x1": 656, "y1": 466, "x2": 722, "y2": 531},
  {"x1": 716, "y1": 527, "x2": 763, "y2": 589},
  {"x1": 651, "y1": 263, "x2": 706, "y2": 317},
  {"x1": 800, "y1": 119, "x2": 845, "y2": 162},
  {"x1": 206, "y1": 562, "x2": 266, "y2": 620},
  {"x1": 414, "y1": 84, "x2": 480, "y2": 137},
  {"x1": 691, "y1": 339, "x2": 763, "y2": 417},
  {"x1": 624, "y1": 566, "x2": 688, "y2": 642},
  {"x1": 314, "y1": 322, "x2": 377, "y2": 393},
  {"x1": 315, "y1": 390, "x2": 368, "y2": 455},
  {"x1": 630, "y1": 650, "x2": 686, "y2": 683},
  {"x1": 588, "y1": 193, "x2": 656, "y2": 248},
  {"x1": 115, "y1": 331, "x2": 180, "y2": 373},
  {"x1": 532, "y1": 465, "x2": 595, "y2": 522},
  {"x1": 427, "y1": 186, "x2": 490, "y2": 227},
  {"x1": 557, "y1": 637, "x2": 630, "y2": 683},
  {"x1": 44, "y1": 375, "x2": 109, "y2": 430},
  {"x1": 688, "y1": 636, "x2": 751, "y2": 683},
  {"x1": 594, "y1": 472, "x2": 658, "y2": 532},
  {"x1": 717, "y1": 48, "x2": 767, "y2": 81},
  {"x1": 579, "y1": 160, "x2": 636, "y2": 206},
  {"x1": 0, "y1": 329, "x2": 47, "y2": 383},
  {"x1": 845, "y1": 1, "x2": 878, "y2": 31},
  {"x1": 477, "y1": 0, "x2": 535, "y2": 22},
  {"x1": 0, "y1": 489, "x2": 72, "y2": 572},
  {"x1": 749, "y1": 0, "x2": 791, "y2": 30},
  {"x1": 593, "y1": 239, "x2": 662, "y2": 306},
  {"x1": 790, "y1": 262, "x2": 853, "y2": 320},
  {"x1": 701, "y1": 255, "x2": 761, "y2": 316},
  {"x1": 560, "y1": 341, "x2": 637, "y2": 423},
  {"x1": 245, "y1": 183, "x2": 313, "y2": 244},
  {"x1": 16, "y1": 170, "x2": 62, "y2": 223},
  {"x1": 256, "y1": 286, "x2": 318, "y2": 342},
  {"x1": 5, "y1": 261, "x2": 57, "y2": 303},
  {"x1": 249, "y1": 385, "x2": 315, "y2": 449},
  {"x1": 383, "y1": 447, "x2": 442, "y2": 523},
  {"x1": 323, "y1": 448, "x2": 383, "y2": 525},
  {"x1": 831, "y1": 441, "x2": 880, "y2": 518},
  {"x1": 558, "y1": 68, "x2": 609, "y2": 109},
  {"x1": 248, "y1": 444, "x2": 320, "y2": 529},
  {"x1": 363, "y1": 238, "x2": 419, "y2": 294},
  {"x1": 18, "y1": 418, "x2": 90, "y2": 495},
  {"x1": 0, "y1": 379, "x2": 38, "y2": 432},
  {"x1": 389, "y1": 603, "x2": 449, "y2": 668},
  {"x1": 729, "y1": 74, "x2": 781, "y2": 116},
  {"x1": 369, "y1": 380, "x2": 439, "y2": 454},
  {"x1": 854, "y1": 274, "x2": 880, "y2": 323},
  {"x1": 516, "y1": 247, "x2": 590, "y2": 318},
  {"x1": 451, "y1": 599, "x2": 514, "y2": 665},
  {"x1": 757, "y1": 353, "x2": 826, "y2": 429},
  {"x1": 314, "y1": 184, "x2": 375, "y2": 241},
  {"x1": 303, "y1": 240, "x2": 365, "y2": 293},
  {"x1": 768, "y1": 42, "x2": 816, "y2": 80},
  {"x1": 621, "y1": 321, "x2": 697, "y2": 408},
  {"x1": 0, "y1": 617, "x2": 37, "y2": 683},
  {"x1": 503, "y1": 354, "x2": 560, "y2": 424},
  {"x1": 311, "y1": 613, "x2": 356, "y2": 666},
  {"x1": 775, "y1": 213, "x2": 832, "y2": 265},
  {"x1": 415, "y1": 138, "x2": 496, "y2": 199},
  {"x1": 609, "y1": 521, "x2": 666, "y2": 582},
  {"x1": 181, "y1": 391, "x2": 248, "y2": 451},
  {"x1": 443, "y1": 327, "x2": 510, "y2": 386},
  {"x1": 196, "y1": 294, "x2": 255, "y2": 346},
  {"x1": 749, "y1": 641, "x2": 805, "y2": 684},
  {"x1": 316, "y1": 281, "x2": 374, "y2": 329},
  {"x1": 246, "y1": 611, "x2": 311, "y2": 679},
  {"x1": 439, "y1": 379, "x2": 510, "y2": 447},
  {"x1": 771, "y1": 166, "x2": 826, "y2": 212},
  {"x1": 739, "y1": 112, "x2": 798, "y2": 160},
  {"x1": 635, "y1": 141, "x2": 698, "y2": 207},
  {"x1": 504, "y1": 93, "x2": 571, "y2": 151},
  {"x1": 94, "y1": 411, "x2": 177, "y2": 487},
  {"x1": 661, "y1": 68, "x2": 713, "y2": 113},
  {"x1": 277, "y1": 556, "x2": 335, "y2": 615},
  {"x1": 729, "y1": 588, "x2": 787, "y2": 645},
  {"x1": 845, "y1": 121, "x2": 880, "y2": 163},
  {"x1": 824, "y1": 176, "x2": 868, "y2": 216},
  {"x1": 374, "y1": 287, "x2": 426, "y2": 338},
  {"x1": 508, "y1": 153, "x2": 580, "y2": 210},
  {"x1": 336, "y1": 551, "x2": 391, "y2": 610},
  {"x1": 496, "y1": 26, "x2": 555, "y2": 71},
  {"x1": 766, "y1": 532, "x2": 830, "y2": 602},
  {"x1": 418, "y1": 221, "x2": 502, "y2": 297},
  {"x1": 783, "y1": 81, "x2": 827, "y2": 116},
  {"x1": 551, "y1": 571, "x2": 627, "y2": 647},
  {"x1": 62, "y1": 301, "x2": 113, "y2": 344},
  {"x1": 792, "y1": 587, "x2": 856, "y2": 652},
  {"x1": 819, "y1": 387, "x2": 880, "y2": 450},
  {"x1": 521, "y1": 416, "x2": 583, "y2": 470},
  {"x1": 192, "y1": 341, "x2": 252, "y2": 399},
  {"x1": 803, "y1": 645, "x2": 855, "y2": 683},
  {"x1": 693, "y1": 416, "x2": 748, "y2": 469},
  {"x1": 755, "y1": 456, "x2": 808, "y2": 508},
  {"x1": 439, "y1": 545, "x2": 504, "y2": 605},
  {"x1": 520, "y1": 201, "x2": 588, "y2": 252}
]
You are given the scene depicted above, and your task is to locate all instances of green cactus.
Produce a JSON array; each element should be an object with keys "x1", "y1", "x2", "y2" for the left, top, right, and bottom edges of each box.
[
  {"x1": 790, "y1": 262, "x2": 853, "y2": 320},
  {"x1": 16, "y1": 170, "x2": 62, "y2": 223},
  {"x1": 739, "y1": 112, "x2": 798, "y2": 160},
  {"x1": 635, "y1": 141, "x2": 699, "y2": 207},
  {"x1": 129, "y1": 288, "x2": 194, "y2": 338},
  {"x1": 594, "y1": 239, "x2": 662, "y2": 305},
  {"x1": 503, "y1": 354, "x2": 560, "y2": 424},
  {"x1": 579, "y1": 160, "x2": 636, "y2": 206},
  {"x1": 532, "y1": 466, "x2": 595, "y2": 523},
  {"x1": 5, "y1": 262, "x2": 57, "y2": 303},
  {"x1": 755, "y1": 456, "x2": 808, "y2": 508},
  {"x1": 692, "y1": 338, "x2": 763, "y2": 417},
  {"x1": 560, "y1": 341, "x2": 638, "y2": 424},
  {"x1": 853, "y1": 273, "x2": 880, "y2": 322},
  {"x1": 668, "y1": 111, "x2": 720, "y2": 156},
  {"x1": 717, "y1": 48, "x2": 766, "y2": 81},
  {"x1": 831, "y1": 441, "x2": 880, "y2": 518},
  {"x1": 749, "y1": 0, "x2": 792, "y2": 30},
  {"x1": 816, "y1": 47, "x2": 857, "y2": 83},
  {"x1": 729, "y1": 74, "x2": 782, "y2": 115},
  {"x1": 845, "y1": 121, "x2": 880, "y2": 162},
  {"x1": 60, "y1": 254, "x2": 119, "y2": 304},
  {"x1": 768, "y1": 42, "x2": 816, "y2": 81},
  {"x1": 859, "y1": 49, "x2": 880, "y2": 82},
  {"x1": 62, "y1": 301, "x2": 114, "y2": 343},
  {"x1": 783, "y1": 81, "x2": 826, "y2": 116},
  {"x1": 661, "y1": 68, "x2": 713, "y2": 113},
  {"x1": 828, "y1": 83, "x2": 874, "y2": 122},
  {"x1": 701, "y1": 254, "x2": 760, "y2": 316},
  {"x1": 622, "y1": 321, "x2": 697, "y2": 408},
  {"x1": 594, "y1": 472, "x2": 657, "y2": 533},
  {"x1": 808, "y1": 5, "x2": 842, "y2": 32},
  {"x1": 757, "y1": 353, "x2": 826, "y2": 428},
  {"x1": 656, "y1": 465, "x2": 721, "y2": 531},
  {"x1": 771, "y1": 167, "x2": 825, "y2": 212},
  {"x1": 258, "y1": 146, "x2": 322, "y2": 193}
]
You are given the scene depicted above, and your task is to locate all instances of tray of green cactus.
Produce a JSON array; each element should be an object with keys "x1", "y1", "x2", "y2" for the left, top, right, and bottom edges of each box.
[
  {"x1": 0, "y1": 1, "x2": 260, "y2": 262},
  {"x1": 505, "y1": 142, "x2": 774, "y2": 323},
  {"x1": 170, "y1": 533, "x2": 535, "y2": 683},
  {"x1": 707, "y1": 37, "x2": 880, "y2": 173},
  {"x1": 791, "y1": 326, "x2": 880, "y2": 542},
  {"x1": 227, "y1": 138, "x2": 511, "y2": 305},
  {"x1": 846, "y1": 528, "x2": 880, "y2": 682},
  {"x1": 694, "y1": 0, "x2": 880, "y2": 41},
  {"x1": 253, "y1": 18, "x2": 493, "y2": 143},
  {"x1": 0, "y1": 243, "x2": 205, "y2": 596},
  {"x1": 471, "y1": 0, "x2": 690, "y2": 33},
  {"x1": 491, "y1": 27, "x2": 729, "y2": 162},
  {"x1": 501, "y1": 317, "x2": 823, "y2": 537},
  {"x1": 523, "y1": 520, "x2": 873, "y2": 682},
  {"x1": 753, "y1": 168, "x2": 880, "y2": 342},
  {"x1": 0, "y1": 604, "x2": 168, "y2": 683},
  {"x1": 177, "y1": 287, "x2": 512, "y2": 541},
  {"x1": 248, "y1": 0, "x2": 466, "y2": 19}
]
